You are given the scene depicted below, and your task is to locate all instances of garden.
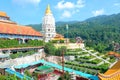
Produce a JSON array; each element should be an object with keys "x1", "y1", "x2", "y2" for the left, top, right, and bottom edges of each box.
[{"x1": 64, "y1": 48, "x2": 116, "y2": 75}]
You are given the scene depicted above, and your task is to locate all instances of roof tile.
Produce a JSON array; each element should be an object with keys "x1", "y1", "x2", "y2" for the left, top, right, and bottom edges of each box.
[{"x1": 0, "y1": 21, "x2": 42, "y2": 37}]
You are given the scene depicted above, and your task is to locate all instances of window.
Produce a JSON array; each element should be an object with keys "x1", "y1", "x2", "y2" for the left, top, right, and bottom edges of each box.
[
  {"x1": 48, "y1": 34, "x2": 50, "y2": 37},
  {"x1": 48, "y1": 29, "x2": 50, "y2": 31}
]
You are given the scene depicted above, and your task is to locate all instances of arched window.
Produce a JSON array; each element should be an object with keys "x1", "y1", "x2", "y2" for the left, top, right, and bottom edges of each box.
[
  {"x1": 48, "y1": 29, "x2": 50, "y2": 31},
  {"x1": 48, "y1": 34, "x2": 50, "y2": 37}
]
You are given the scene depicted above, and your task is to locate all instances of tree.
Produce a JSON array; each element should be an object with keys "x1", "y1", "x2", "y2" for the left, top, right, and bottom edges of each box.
[
  {"x1": 58, "y1": 72, "x2": 72, "y2": 80},
  {"x1": 44, "y1": 42, "x2": 56, "y2": 55},
  {"x1": 55, "y1": 46, "x2": 67, "y2": 56}
]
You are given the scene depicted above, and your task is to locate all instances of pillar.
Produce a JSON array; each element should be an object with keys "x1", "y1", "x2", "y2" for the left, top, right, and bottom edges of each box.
[
  {"x1": 18, "y1": 39, "x2": 22, "y2": 44},
  {"x1": 22, "y1": 38, "x2": 25, "y2": 43}
]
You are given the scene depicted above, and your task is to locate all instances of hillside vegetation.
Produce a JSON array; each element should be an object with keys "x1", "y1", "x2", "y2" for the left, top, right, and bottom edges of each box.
[{"x1": 28, "y1": 13, "x2": 120, "y2": 53}]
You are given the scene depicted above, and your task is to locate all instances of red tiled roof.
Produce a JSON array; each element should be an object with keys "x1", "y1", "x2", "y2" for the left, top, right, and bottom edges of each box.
[
  {"x1": 54, "y1": 33, "x2": 64, "y2": 38},
  {"x1": 52, "y1": 33, "x2": 65, "y2": 40},
  {"x1": 114, "y1": 53, "x2": 120, "y2": 57},
  {"x1": 108, "y1": 51, "x2": 120, "y2": 58},
  {"x1": 108, "y1": 51, "x2": 116, "y2": 55},
  {"x1": 0, "y1": 21, "x2": 42, "y2": 36}
]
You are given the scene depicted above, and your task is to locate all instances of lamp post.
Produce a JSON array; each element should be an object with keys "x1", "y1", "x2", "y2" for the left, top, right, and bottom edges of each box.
[
  {"x1": 66, "y1": 24, "x2": 69, "y2": 44},
  {"x1": 62, "y1": 49, "x2": 64, "y2": 80}
]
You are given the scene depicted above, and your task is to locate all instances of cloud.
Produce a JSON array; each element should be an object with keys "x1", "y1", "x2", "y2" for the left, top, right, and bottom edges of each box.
[
  {"x1": 56, "y1": 0, "x2": 74, "y2": 9},
  {"x1": 61, "y1": 9, "x2": 80, "y2": 18},
  {"x1": 56, "y1": 0, "x2": 85, "y2": 9},
  {"x1": 56, "y1": 0, "x2": 85, "y2": 18},
  {"x1": 12, "y1": 0, "x2": 41, "y2": 6},
  {"x1": 62, "y1": 10, "x2": 72, "y2": 18},
  {"x1": 92, "y1": 9, "x2": 104, "y2": 16},
  {"x1": 114, "y1": 3, "x2": 120, "y2": 6},
  {"x1": 76, "y1": 0, "x2": 85, "y2": 8}
]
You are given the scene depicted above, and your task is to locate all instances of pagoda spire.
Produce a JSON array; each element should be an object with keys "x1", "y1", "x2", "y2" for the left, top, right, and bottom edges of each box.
[{"x1": 45, "y1": 4, "x2": 51, "y2": 14}]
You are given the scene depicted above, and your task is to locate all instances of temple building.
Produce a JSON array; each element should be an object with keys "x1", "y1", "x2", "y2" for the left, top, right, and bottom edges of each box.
[
  {"x1": 52, "y1": 33, "x2": 65, "y2": 41},
  {"x1": 0, "y1": 5, "x2": 65, "y2": 43},
  {"x1": 98, "y1": 52, "x2": 120, "y2": 80},
  {"x1": 0, "y1": 11, "x2": 10, "y2": 20},
  {"x1": 0, "y1": 11, "x2": 43, "y2": 43},
  {"x1": 42, "y1": 5, "x2": 65, "y2": 42}
]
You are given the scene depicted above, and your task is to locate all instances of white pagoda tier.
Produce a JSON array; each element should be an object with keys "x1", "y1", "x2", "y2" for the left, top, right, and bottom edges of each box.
[{"x1": 42, "y1": 4, "x2": 56, "y2": 42}]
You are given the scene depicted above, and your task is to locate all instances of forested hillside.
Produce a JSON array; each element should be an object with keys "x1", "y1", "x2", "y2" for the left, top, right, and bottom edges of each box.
[{"x1": 28, "y1": 13, "x2": 120, "y2": 53}]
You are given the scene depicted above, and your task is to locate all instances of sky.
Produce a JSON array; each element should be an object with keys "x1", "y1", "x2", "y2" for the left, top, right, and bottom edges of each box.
[{"x1": 0, "y1": 0, "x2": 120, "y2": 25}]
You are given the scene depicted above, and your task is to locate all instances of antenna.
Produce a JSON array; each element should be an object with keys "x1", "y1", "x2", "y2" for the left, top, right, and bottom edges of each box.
[{"x1": 62, "y1": 49, "x2": 64, "y2": 80}]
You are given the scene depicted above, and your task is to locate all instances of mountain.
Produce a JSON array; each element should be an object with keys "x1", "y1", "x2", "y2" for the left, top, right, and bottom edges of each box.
[
  {"x1": 28, "y1": 13, "x2": 120, "y2": 52},
  {"x1": 27, "y1": 24, "x2": 42, "y2": 31},
  {"x1": 27, "y1": 21, "x2": 79, "y2": 31},
  {"x1": 28, "y1": 13, "x2": 120, "y2": 31},
  {"x1": 85, "y1": 13, "x2": 120, "y2": 27},
  {"x1": 56, "y1": 21, "x2": 79, "y2": 26}
]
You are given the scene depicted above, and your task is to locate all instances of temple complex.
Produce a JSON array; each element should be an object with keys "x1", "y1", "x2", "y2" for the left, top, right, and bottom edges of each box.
[
  {"x1": 0, "y1": 11, "x2": 43, "y2": 43},
  {"x1": 0, "y1": 5, "x2": 65, "y2": 43},
  {"x1": 42, "y1": 5, "x2": 65, "y2": 42}
]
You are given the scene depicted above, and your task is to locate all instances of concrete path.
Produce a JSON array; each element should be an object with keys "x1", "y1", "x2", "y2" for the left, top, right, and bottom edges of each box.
[{"x1": 82, "y1": 49, "x2": 111, "y2": 64}]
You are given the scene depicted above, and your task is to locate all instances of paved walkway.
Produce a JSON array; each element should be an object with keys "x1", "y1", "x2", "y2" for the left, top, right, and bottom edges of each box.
[{"x1": 83, "y1": 49, "x2": 111, "y2": 64}]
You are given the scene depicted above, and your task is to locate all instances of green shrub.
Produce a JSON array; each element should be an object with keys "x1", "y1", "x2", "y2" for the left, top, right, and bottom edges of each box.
[
  {"x1": 10, "y1": 50, "x2": 35, "y2": 59},
  {"x1": 51, "y1": 40, "x2": 58, "y2": 43},
  {"x1": 60, "y1": 40, "x2": 64, "y2": 43},
  {"x1": 0, "y1": 39, "x2": 44, "y2": 48}
]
